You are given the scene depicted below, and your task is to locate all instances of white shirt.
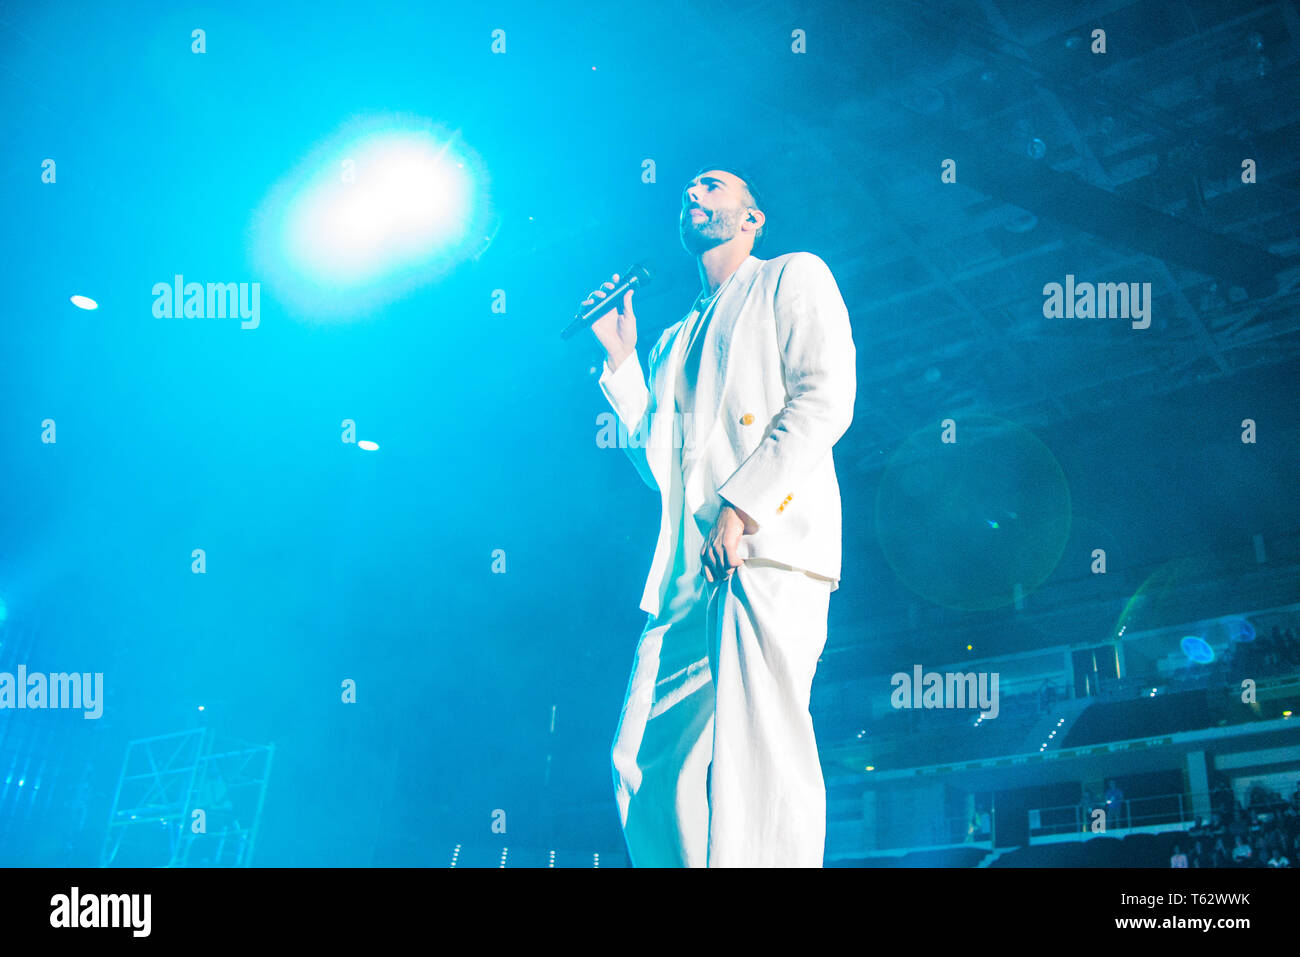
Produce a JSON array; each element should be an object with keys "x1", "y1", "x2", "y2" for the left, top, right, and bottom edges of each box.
[{"x1": 675, "y1": 272, "x2": 740, "y2": 418}]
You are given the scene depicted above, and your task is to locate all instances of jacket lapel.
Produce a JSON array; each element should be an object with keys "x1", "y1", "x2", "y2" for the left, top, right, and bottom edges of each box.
[{"x1": 646, "y1": 317, "x2": 689, "y2": 494}]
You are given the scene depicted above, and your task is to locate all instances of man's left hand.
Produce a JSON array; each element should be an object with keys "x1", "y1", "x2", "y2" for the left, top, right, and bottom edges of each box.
[{"x1": 701, "y1": 504, "x2": 758, "y2": 583}]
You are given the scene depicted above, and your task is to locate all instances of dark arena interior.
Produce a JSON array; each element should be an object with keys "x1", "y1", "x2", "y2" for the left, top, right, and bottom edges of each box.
[{"x1": 0, "y1": 0, "x2": 1298, "y2": 889}]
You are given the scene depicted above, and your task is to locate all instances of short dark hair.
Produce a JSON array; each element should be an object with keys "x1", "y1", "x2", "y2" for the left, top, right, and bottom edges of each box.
[{"x1": 693, "y1": 164, "x2": 766, "y2": 253}]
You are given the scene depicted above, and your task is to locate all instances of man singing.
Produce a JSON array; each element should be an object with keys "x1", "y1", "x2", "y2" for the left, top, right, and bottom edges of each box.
[{"x1": 584, "y1": 166, "x2": 856, "y2": 867}]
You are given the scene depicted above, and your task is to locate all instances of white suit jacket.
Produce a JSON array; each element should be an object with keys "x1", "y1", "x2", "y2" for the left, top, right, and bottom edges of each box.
[{"x1": 599, "y1": 251, "x2": 856, "y2": 618}]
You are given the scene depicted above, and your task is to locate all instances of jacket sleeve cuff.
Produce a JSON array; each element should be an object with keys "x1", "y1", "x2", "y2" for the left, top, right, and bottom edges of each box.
[
  {"x1": 598, "y1": 351, "x2": 650, "y2": 431},
  {"x1": 717, "y1": 480, "x2": 768, "y2": 533}
]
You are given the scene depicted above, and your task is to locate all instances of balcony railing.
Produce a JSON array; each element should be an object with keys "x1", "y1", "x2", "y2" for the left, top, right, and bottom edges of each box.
[{"x1": 1030, "y1": 789, "x2": 1216, "y2": 838}]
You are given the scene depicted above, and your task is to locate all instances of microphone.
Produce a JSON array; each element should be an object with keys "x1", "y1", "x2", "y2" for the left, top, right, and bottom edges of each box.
[{"x1": 559, "y1": 263, "x2": 652, "y2": 340}]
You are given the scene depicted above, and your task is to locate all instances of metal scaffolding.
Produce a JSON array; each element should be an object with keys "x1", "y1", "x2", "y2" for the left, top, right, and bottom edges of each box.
[{"x1": 100, "y1": 728, "x2": 273, "y2": 867}]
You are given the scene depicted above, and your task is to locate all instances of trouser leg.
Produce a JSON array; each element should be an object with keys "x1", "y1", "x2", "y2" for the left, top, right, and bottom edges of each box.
[
  {"x1": 705, "y1": 559, "x2": 832, "y2": 867},
  {"x1": 611, "y1": 607, "x2": 714, "y2": 867}
]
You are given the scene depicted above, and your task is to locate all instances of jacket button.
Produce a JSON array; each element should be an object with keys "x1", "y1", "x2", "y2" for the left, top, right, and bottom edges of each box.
[{"x1": 740, "y1": 413, "x2": 754, "y2": 426}]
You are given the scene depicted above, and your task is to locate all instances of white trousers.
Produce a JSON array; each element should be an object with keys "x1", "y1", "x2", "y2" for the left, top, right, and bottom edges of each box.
[{"x1": 610, "y1": 513, "x2": 833, "y2": 867}]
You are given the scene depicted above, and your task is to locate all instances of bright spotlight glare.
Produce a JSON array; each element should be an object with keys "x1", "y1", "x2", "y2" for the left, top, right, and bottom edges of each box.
[
  {"x1": 70, "y1": 295, "x2": 98, "y2": 310},
  {"x1": 284, "y1": 134, "x2": 470, "y2": 283}
]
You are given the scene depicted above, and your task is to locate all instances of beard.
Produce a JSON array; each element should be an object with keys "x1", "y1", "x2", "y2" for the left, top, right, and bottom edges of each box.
[{"x1": 679, "y1": 205, "x2": 746, "y2": 254}]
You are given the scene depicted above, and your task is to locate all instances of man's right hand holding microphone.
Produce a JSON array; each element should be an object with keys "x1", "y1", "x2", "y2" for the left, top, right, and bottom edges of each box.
[{"x1": 584, "y1": 273, "x2": 638, "y2": 373}]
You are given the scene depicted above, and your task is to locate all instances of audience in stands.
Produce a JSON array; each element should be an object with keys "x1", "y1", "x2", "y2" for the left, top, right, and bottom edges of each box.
[
  {"x1": 1104, "y1": 779, "x2": 1126, "y2": 828},
  {"x1": 1037, "y1": 679, "x2": 1059, "y2": 711},
  {"x1": 1180, "y1": 783, "x2": 1300, "y2": 867},
  {"x1": 965, "y1": 808, "x2": 991, "y2": 842},
  {"x1": 1080, "y1": 788, "x2": 1101, "y2": 831},
  {"x1": 1232, "y1": 835, "x2": 1253, "y2": 863},
  {"x1": 1217, "y1": 625, "x2": 1300, "y2": 682},
  {"x1": 1212, "y1": 837, "x2": 1229, "y2": 867},
  {"x1": 1253, "y1": 835, "x2": 1268, "y2": 861},
  {"x1": 1211, "y1": 780, "x2": 1233, "y2": 812},
  {"x1": 1228, "y1": 805, "x2": 1249, "y2": 841},
  {"x1": 1267, "y1": 826, "x2": 1285, "y2": 853},
  {"x1": 1265, "y1": 625, "x2": 1299, "y2": 672}
]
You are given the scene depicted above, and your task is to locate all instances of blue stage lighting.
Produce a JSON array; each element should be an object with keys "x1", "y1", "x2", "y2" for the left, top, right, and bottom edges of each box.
[
  {"x1": 282, "y1": 132, "x2": 471, "y2": 283},
  {"x1": 1222, "y1": 616, "x2": 1256, "y2": 642},
  {"x1": 1180, "y1": 635, "x2": 1214, "y2": 663},
  {"x1": 251, "y1": 116, "x2": 492, "y2": 318}
]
